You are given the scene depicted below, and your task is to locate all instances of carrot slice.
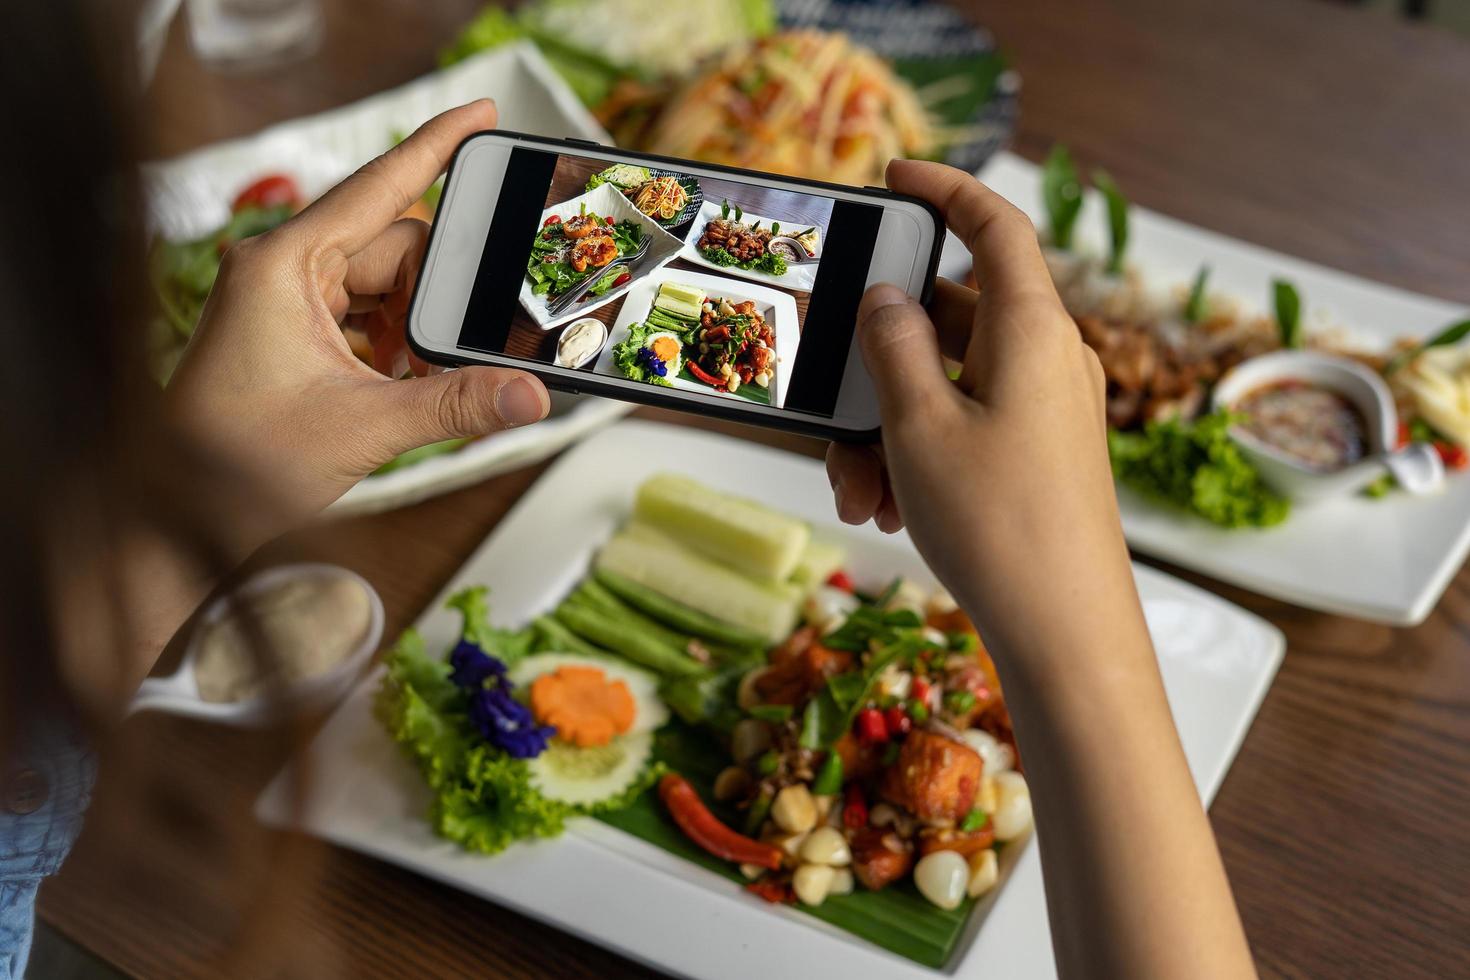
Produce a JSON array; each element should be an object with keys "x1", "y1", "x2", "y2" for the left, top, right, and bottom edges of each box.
[{"x1": 529, "y1": 665, "x2": 636, "y2": 747}]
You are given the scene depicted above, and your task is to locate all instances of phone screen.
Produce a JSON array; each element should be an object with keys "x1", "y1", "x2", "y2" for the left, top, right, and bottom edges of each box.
[{"x1": 454, "y1": 148, "x2": 884, "y2": 418}]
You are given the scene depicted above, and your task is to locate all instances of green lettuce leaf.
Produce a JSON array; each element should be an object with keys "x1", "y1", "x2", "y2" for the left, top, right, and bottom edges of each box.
[{"x1": 1108, "y1": 411, "x2": 1290, "y2": 528}]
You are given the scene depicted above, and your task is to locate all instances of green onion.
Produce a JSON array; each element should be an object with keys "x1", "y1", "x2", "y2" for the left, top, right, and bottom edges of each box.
[
  {"x1": 1384, "y1": 318, "x2": 1470, "y2": 375},
  {"x1": 1091, "y1": 168, "x2": 1130, "y2": 275},
  {"x1": 908, "y1": 698, "x2": 930, "y2": 724},
  {"x1": 960, "y1": 808, "x2": 988, "y2": 833},
  {"x1": 1041, "y1": 145, "x2": 1083, "y2": 250},
  {"x1": 1274, "y1": 279, "x2": 1303, "y2": 349},
  {"x1": 947, "y1": 631, "x2": 978, "y2": 653},
  {"x1": 756, "y1": 750, "x2": 780, "y2": 776},
  {"x1": 1184, "y1": 265, "x2": 1211, "y2": 324},
  {"x1": 743, "y1": 789, "x2": 773, "y2": 835},
  {"x1": 813, "y1": 753, "x2": 844, "y2": 796},
  {"x1": 944, "y1": 690, "x2": 977, "y2": 714}
]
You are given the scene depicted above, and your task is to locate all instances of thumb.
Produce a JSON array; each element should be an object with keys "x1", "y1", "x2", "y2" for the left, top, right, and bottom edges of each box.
[
  {"x1": 375, "y1": 367, "x2": 549, "y2": 455},
  {"x1": 856, "y1": 283, "x2": 953, "y2": 424}
]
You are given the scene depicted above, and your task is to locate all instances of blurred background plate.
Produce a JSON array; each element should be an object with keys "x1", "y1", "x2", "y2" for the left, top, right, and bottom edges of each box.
[
  {"x1": 775, "y1": 0, "x2": 1019, "y2": 174},
  {"x1": 142, "y1": 43, "x2": 634, "y2": 517}
]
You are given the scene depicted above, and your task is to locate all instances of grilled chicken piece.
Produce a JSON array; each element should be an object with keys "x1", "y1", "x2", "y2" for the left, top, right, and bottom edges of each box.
[
  {"x1": 562, "y1": 214, "x2": 604, "y2": 239},
  {"x1": 569, "y1": 235, "x2": 617, "y2": 273},
  {"x1": 879, "y1": 729, "x2": 983, "y2": 823},
  {"x1": 850, "y1": 827, "x2": 915, "y2": 892}
]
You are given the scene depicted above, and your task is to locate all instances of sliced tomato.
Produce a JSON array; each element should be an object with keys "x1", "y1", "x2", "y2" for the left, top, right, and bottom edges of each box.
[
  {"x1": 232, "y1": 174, "x2": 301, "y2": 213},
  {"x1": 543, "y1": 215, "x2": 562, "y2": 227}
]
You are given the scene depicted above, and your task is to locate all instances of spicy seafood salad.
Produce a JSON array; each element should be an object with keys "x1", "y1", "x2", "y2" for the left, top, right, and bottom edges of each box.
[
  {"x1": 378, "y1": 474, "x2": 1031, "y2": 964},
  {"x1": 525, "y1": 205, "x2": 645, "y2": 303}
]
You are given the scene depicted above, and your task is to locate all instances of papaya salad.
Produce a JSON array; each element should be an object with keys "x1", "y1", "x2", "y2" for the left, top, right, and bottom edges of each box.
[{"x1": 378, "y1": 473, "x2": 1031, "y2": 966}]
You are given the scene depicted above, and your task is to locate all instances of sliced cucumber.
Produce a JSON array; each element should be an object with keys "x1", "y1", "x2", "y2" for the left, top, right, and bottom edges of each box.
[
  {"x1": 789, "y1": 536, "x2": 847, "y2": 591},
  {"x1": 526, "y1": 730, "x2": 654, "y2": 808},
  {"x1": 596, "y1": 522, "x2": 801, "y2": 644},
  {"x1": 507, "y1": 651, "x2": 669, "y2": 734},
  {"x1": 633, "y1": 473, "x2": 810, "y2": 582}
]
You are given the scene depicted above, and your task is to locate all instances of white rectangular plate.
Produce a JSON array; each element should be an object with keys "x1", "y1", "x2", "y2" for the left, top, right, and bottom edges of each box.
[
  {"x1": 592, "y1": 268, "x2": 800, "y2": 408},
  {"x1": 678, "y1": 200, "x2": 822, "y2": 292},
  {"x1": 959, "y1": 151, "x2": 1470, "y2": 625},
  {"x1": 257, "y1": 419, "x2": 1283, "y2": 979},
  {"x1": 142, "y1": 43, "x2": 634, "y2": 517},
  {"x1": 519, "y1": 183, "x2": 685, "y2": 329}
]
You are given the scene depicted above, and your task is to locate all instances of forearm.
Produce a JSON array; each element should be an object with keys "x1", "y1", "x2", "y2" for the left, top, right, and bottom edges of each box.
[{"x1": 984, "y1": 584, "x2": 1256, "y2": 980}]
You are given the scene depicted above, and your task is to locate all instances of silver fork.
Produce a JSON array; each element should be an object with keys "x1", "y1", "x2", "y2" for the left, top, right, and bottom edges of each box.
[{"x1": 547, "y1": 235, "x2": 653, "y2": 318}]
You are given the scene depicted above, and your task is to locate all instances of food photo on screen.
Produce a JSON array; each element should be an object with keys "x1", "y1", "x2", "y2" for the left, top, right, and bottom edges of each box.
[{"x1": 486, "y1": 150, "x2": 872, "y2": 415}]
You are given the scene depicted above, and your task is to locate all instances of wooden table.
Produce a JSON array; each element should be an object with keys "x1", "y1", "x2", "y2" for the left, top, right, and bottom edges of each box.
[{"x1": 42, "y1": 1, "x2": 1470, "y2": 977}]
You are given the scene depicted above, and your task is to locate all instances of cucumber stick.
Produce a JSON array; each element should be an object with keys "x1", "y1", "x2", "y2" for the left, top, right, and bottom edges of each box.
[
  {"x1": 596, "y1": 522, "x2": 801, "y2": 645},
  {"x1": 789, "y1": 537, "x2": 847, "y2": 590},
  {"x1": 633, "y1": 473, "x2": 810, "y2": 581}
]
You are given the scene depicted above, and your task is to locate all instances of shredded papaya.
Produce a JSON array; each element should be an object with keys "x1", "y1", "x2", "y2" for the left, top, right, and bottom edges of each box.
[{"x1": 529, "y1": 665, "x2": 636, "y2": 747}]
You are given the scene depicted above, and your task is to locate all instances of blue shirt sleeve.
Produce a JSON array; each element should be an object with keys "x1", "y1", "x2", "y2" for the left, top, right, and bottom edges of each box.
[{"x1": 1, "y1": 720, "x2": 96, "y2": 979}]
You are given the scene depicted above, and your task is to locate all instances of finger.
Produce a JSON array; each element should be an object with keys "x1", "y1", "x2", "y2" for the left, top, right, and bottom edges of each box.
[
  {"x1": 856, "y1": 283, "x2": 954, "y2": 424},
  {"x1": 293, "y1": 100, "x2": 496, "y2": 256},
  {"x1": 886, "y1": 159, "x2": 1052, "y2": 303},
  {"x1": 928, "y1": 277, "x2": 978, "y2": 361},
  {"x1": 330, "y1": 218, "x2": 430, "y2": 321},
  {"x1": 346, "y1": 218, "x2": 429, "y2": 298},
  {"x1": 874, "y1": 489, "x2": 905, "y2": 534},
  {"x1": 375, "y1": 366, "x2": 549, "y2": 455},
  {"x1": 826, "y1": 442, "x2": 886, "y2": 525}
]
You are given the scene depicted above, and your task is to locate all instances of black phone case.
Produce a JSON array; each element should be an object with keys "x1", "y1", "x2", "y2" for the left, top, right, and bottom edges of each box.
[{"x1": 406, "y1": 130, "x2": 946, "y2": 444}]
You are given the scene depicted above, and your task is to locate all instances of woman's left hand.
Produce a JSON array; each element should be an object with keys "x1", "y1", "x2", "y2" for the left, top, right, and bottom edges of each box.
[{"x1": 166, "y1": 100, "x2": 548, "y2": 539}]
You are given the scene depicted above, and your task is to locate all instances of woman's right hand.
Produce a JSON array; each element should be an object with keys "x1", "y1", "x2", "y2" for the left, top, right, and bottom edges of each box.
[
  {"x1": 825, "y1": 160, "x2": 1143, "y2": 665},
  {"x1": 831, "y1": 163, "x2": 1257, "y2": 980}
]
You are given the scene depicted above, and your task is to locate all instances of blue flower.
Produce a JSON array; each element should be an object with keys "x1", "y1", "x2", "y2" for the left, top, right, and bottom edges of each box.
[
  {"x1": 468, "y1": 685, "x2": 555, "y2": 759},
  {"x1": 448, "y1": 639, "x2": 506, "y2": 689},
  {"x1": 636, "y1": 346, "x2": 668, "y2": 377}
]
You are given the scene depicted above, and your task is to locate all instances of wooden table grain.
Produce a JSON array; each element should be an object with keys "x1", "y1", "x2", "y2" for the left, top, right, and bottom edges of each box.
[{"x1": 41, "y1": 1, "x2": 1470, "y2": 977}]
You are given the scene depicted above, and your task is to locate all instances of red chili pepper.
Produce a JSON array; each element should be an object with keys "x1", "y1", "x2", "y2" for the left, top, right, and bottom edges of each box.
[
  {"x1": 543, "y1": 214, "x2": 562, "y2": 227},
  {"x1": 825, "y1": 570, "x2": 855, "y2": 592},
  {"x1": 604, "y1": 214, "x2": 616, "y2": 225},
  {"x1": 659, "y1": 774, "x2": 783, "y2": 870},
  {"x1": 745, "y1": 880, "x2": 794, "y2": 904},
  {"x1": 613, "y1": 272, "x2": 631, "y2": 287},
  {"x1": 843, "y1": 783, "x2": 869, "y2": 829},
  {"x1": 855, "y1": 707, "x2": 888, "y2": 744},
  {"x1": 1397, "y1": 422, "x2": 1411, "y2": 449},
  {"x1": 912, "y1": 677, "x2": 933, "y2": 707},
  {"x1": 686, "y1": 360, "x2": 725, "y2": 388},
  {"x1": 231, "y1": 174, "x2": 301, "y2": 213},
  {"x1": 1435, "y1": 441, "x2": 1469, "y2": 470},
  {"x1": 884, "y1": 706, "x2": 912, "y2": 737}
]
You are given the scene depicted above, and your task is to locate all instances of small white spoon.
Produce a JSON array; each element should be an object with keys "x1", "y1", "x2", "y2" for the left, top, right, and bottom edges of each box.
[{"x1": 129, "y1": 563, "x2": 384, "y2": 726}]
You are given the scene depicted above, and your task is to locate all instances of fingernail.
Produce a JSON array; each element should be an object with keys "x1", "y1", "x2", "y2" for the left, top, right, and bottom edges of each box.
[{"x1": 495, "y1": 377, "x2": 546, "y2": 428}]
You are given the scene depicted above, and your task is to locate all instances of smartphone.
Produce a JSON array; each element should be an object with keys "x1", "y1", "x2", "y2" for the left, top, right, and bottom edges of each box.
[{"x1": 407, "y1": 131, "x2": 943, "y2": 440}]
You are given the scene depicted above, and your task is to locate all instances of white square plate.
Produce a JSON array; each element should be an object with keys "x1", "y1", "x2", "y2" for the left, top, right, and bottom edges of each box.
[
  {"x1": 257, "y1": 419, "x2": 1283, "y2": 979},
  {"x1": 591, "y1": 269, "x2": 800, "y2": 408},
  {"x1": 519, "y1": 183, "x2": 685, "y2": 329},
  {"x1": 959, "y1": 152, "x2": 1470, "y2": 625},
  {"x1": 142, "y1": 43, "x2": 634, "y2": 517},
  {"x1": 678, "y1": 200, "x2": 822, "y2": 292}
]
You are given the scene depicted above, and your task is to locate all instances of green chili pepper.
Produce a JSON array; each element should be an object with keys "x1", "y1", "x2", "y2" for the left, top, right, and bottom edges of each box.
[
  {"x1": 960, "y1": 808, "x2": 988, "y2": 833},
  {"x1": 812, "y1": 753, "x2": 844, "y2": 796}
]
